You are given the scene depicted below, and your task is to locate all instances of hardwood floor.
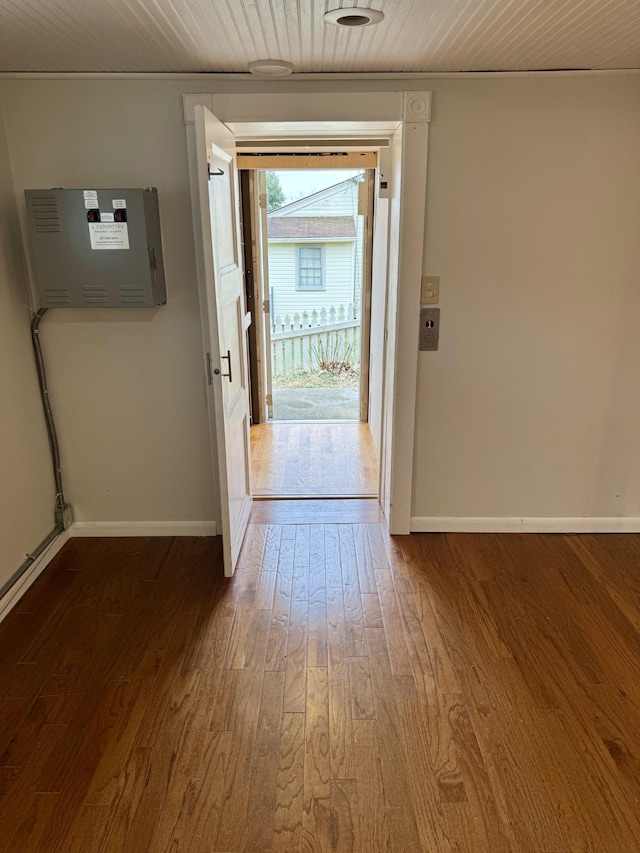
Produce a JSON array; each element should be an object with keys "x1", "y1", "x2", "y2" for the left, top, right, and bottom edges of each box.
[
  {"x1": 1, "y1": 528, "x2": 640, "y2": 851},
  {"x1": 250, "y1": 422, "x2": 378, "y2": 498}
]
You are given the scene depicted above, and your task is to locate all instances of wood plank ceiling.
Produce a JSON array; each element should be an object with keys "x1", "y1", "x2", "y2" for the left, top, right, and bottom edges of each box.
[{"x1": 0, "y1": 0, "x2": 638, "y2": 74}]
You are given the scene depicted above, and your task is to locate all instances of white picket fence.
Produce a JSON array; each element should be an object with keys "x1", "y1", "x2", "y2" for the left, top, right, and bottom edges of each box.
[{"x1": 271, "y1": 303, "x2": 360, "y2": 377}]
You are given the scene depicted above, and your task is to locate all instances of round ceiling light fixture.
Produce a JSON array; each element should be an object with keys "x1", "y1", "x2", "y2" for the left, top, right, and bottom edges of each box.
[
  {"x1": 248, "y1": 59, "x2": 294, "y2": 77},
  {"x1": 323, "y1": 7, "x2": 384, "y2": 27}
]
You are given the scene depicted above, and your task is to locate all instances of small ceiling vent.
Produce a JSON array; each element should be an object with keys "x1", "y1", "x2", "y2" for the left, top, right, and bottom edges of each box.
[{"x1": 324, "y1": 8, "x2": 384, "y2": 27}]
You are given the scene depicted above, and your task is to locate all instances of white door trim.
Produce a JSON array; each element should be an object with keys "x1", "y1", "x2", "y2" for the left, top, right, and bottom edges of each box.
[{"x1": 184, "y1": 91, "x2": 431, "y2": 534}]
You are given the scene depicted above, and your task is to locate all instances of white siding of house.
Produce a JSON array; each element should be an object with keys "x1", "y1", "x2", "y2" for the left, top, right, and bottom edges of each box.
[
  {"x1": 278, "y1": 182, "x2": 359, "y2": 218},
  {"x1": 268, "y1": 241, "x2": 356, "y2": 321},
  {"x1": 269, "y1": 179, "x2": 365, "y2": 316},
  {"x1": 301, "y1": 185, "x2": 363, "y2": 314}
]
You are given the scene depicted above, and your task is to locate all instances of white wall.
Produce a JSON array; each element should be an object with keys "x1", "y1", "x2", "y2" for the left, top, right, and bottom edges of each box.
[
  {"x1": 0, "y1": 102, "x2": 55, "y2": 587},
  {"x1": 0, "y1": 80, "x2": 215, "y2": 524},
  {"x1": 413, "y1": 76, "x2": 640, "y2": 520},
  {"x1": 0, "y1": 75, "x2": 638, "y2": 527}
]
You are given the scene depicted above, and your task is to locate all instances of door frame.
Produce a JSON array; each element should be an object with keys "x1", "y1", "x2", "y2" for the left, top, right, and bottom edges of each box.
[
  {"x1": 184, "y1": 91, "x2": 431, "y2": 534},
  {"x1": 239, "y1": 169, "x2": 262, "y2": 425},
  {"x1": 358, "y1": 169, "x2": 375, "y2": 423},
  {"x1": 253, "y1": 170, "x2": 273, "y2": 423}
]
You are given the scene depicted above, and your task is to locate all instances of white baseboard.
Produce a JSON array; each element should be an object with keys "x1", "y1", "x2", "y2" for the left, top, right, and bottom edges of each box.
[
  {"x1": 70, "y1": 520, "x2": 217, "y2": 537},
  {"x1": 410, "y1": 516, "x2": 640, "y2": 533},
  {"x1": 0, "y1": 529, "x2": 71, "y2": 624}
]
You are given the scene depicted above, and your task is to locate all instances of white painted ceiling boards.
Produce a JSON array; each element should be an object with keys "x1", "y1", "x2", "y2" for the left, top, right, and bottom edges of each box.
[{"x1": 0, "y1": 0, "x2": 638, "y2": 74}]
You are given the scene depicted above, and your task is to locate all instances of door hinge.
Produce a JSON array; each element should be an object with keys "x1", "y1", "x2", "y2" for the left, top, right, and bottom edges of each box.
[
  {"x1": 259, "y1": 192, "x2": 267, "y2": 209},
  {"x1": 206, "y1": 352, "x2": 213, "y2": 385},
  {"x1": 262, "y1": 298, "x2": 270, "y2": 313},
  {"x1": 266, "y1": 393, "x2": 273, "y2": 407}
]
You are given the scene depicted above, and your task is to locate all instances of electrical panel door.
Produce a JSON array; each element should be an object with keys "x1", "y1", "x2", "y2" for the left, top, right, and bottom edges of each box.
[{"x1": 24, "y1": 187, "x2": 166, "y2": 308}]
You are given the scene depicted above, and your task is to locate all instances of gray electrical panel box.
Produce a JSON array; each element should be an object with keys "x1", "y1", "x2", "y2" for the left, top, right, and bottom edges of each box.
[{"x1": 24, "y1": 187, "x2": 166, "y2": 308}]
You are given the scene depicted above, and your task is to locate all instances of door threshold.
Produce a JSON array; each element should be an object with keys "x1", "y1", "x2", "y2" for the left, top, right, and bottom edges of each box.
[
  {"x1": 266, "y1": 419, "x2": 362, "y2": 425},
  {"x1": 253, "y1": 493, "x2": 377, "y2": 502},
  {"x1": 250, "y1": 497, "x2": 384, "y2": 524}
]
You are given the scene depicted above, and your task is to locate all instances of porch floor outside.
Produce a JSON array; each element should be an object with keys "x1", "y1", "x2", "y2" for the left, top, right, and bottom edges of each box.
[{"x1": 271, "y1": 387, "x2": 359, "y2": 421}]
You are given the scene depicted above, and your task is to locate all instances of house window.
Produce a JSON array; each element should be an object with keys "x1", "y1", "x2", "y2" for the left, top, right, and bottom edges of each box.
[{"x1": 296, "y1": 245, "x2": 325, "y2": 290}]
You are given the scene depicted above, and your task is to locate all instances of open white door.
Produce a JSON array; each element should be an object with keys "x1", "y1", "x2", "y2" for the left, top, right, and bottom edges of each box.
[{"x1": 193, "y1": 104, "x2": 252, "y2": 576}]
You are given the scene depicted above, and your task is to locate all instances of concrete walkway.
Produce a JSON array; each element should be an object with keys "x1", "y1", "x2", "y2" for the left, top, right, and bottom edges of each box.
[{"x1": 272, "y1": 387, "x2": 359, "y2": 420}]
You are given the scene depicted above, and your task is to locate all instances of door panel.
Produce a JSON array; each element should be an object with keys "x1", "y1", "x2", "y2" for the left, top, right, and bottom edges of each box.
[
  {"x1": 211, "y1": 156, "x2": 238, "y2": 270},
  {"x1": 194, "y1": 105, "x2": 252, "y2": 576}
]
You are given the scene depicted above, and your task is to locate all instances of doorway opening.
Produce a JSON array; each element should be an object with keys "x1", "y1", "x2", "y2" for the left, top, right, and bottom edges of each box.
[
  {"x1": 240, "y1": 157, "x2": 381, "y2": 500},
  {"x1": 264, "y1": 169, "x2": 365, "y2": 422},
  {"x1": 186, "y1": 94, "x2": 431, "y2": 569}
]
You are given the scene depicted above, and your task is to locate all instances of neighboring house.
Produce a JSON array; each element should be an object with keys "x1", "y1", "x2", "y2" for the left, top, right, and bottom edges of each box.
[{"x1": 267, "y1": 177, "x2": 364, "y2": 321}]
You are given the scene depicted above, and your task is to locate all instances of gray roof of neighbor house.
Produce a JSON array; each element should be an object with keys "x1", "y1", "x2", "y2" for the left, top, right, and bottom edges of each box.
[{"x1": 267, "y1": 216, "x2": 356, "y2": 240}]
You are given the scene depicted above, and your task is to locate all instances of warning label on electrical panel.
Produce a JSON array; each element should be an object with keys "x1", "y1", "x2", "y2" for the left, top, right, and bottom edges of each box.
[
  {"x1": 83, "y1": 190, "x2": 98, "y2": 209},
  {"x1": 88, "y1": 222, "x2": 130, "y2": 250}
]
